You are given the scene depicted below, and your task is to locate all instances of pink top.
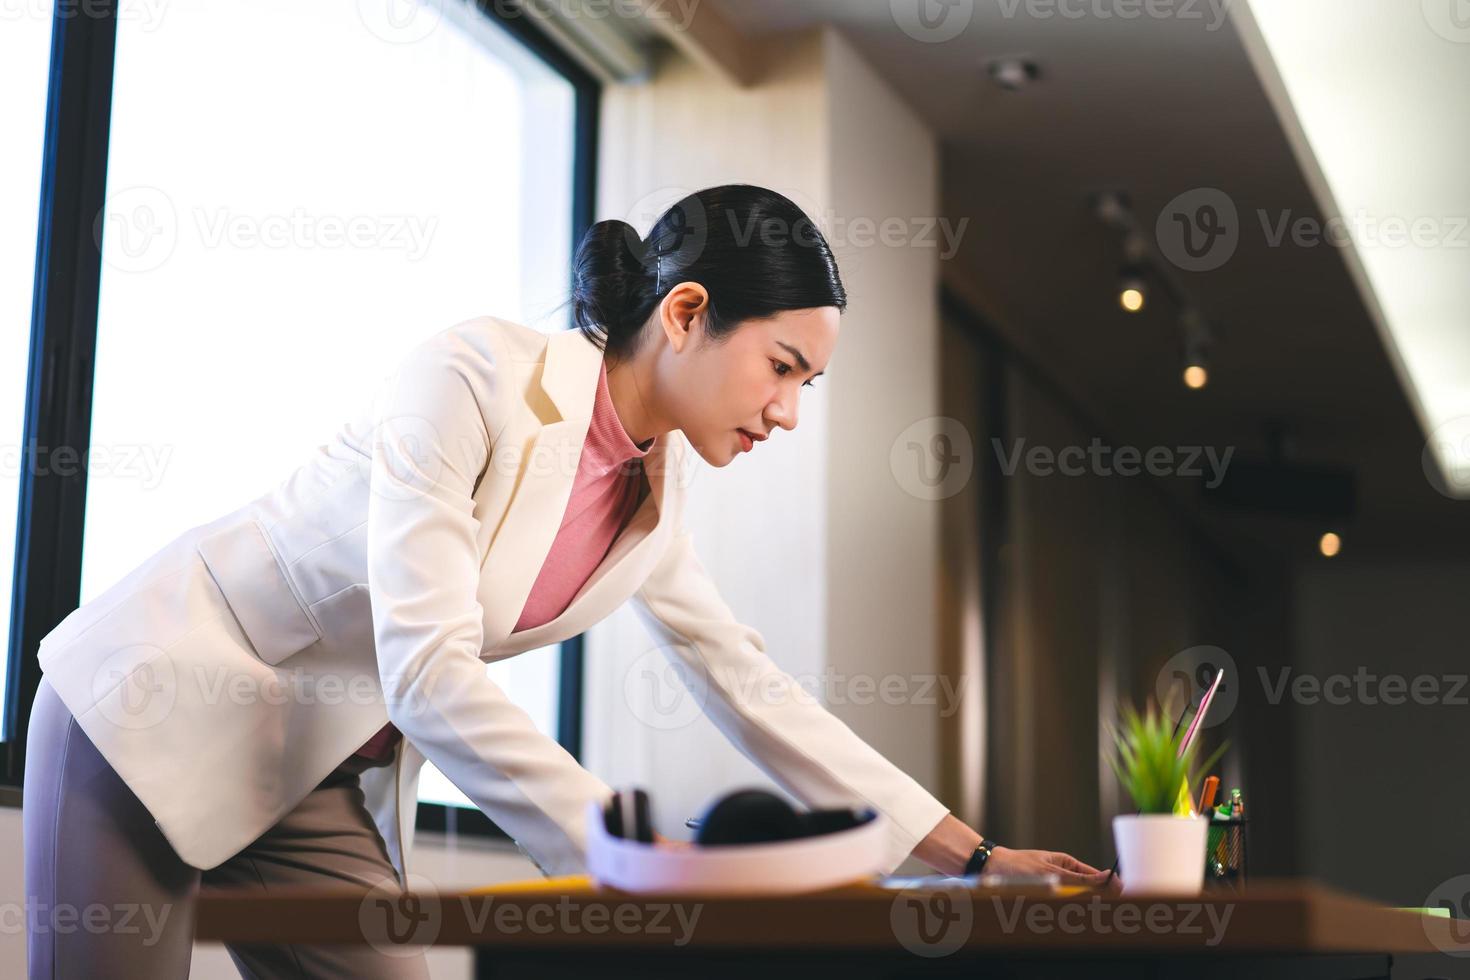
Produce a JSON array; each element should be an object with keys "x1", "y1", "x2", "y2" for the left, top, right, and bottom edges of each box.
[{"x1": 352, "y1": 356, "x2": 652, "y2": 762}]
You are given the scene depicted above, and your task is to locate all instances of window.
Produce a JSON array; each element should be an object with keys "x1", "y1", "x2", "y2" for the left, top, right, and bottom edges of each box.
[
  {"x1": 7, "y1": 1, "x2": 599, "y2": 832},
  {"x1": 0, "y1": 5, "x2": 55, "y2": 737}
]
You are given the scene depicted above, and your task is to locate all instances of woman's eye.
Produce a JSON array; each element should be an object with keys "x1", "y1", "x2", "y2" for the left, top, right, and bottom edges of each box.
[{"x1": 774, "y1": 361, "x2": 816, "y2": 388}]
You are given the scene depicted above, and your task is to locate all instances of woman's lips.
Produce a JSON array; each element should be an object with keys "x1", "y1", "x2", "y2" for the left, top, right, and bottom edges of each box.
[{"x1": 737, "y1": 429, "x2": 754, "y2": 452}]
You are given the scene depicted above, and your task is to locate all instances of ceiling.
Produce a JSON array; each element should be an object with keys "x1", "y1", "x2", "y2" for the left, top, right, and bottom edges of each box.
[{"x1": 703, "y1": 0, "x2": 1470, "y2": 561}]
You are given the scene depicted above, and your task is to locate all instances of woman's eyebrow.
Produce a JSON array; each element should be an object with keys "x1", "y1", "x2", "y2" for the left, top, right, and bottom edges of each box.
[{"x1": 776, "y1": 341, "x2": 825, "y2": 379}]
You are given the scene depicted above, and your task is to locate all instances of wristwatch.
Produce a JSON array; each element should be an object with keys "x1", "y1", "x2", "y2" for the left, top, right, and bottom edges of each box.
[{"x1": 963, "y1": 838, "x2": 999, "y2": 877}]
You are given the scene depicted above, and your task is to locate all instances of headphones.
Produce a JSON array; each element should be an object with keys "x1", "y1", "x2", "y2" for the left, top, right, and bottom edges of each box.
[{"x1": 587, "y1": 786, "x2": 890, "y2": 894}]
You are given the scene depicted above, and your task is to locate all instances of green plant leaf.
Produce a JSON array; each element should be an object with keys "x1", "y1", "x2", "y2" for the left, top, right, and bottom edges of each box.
[{"x1": 1102, "y1": 695, "x2": 1230, "y2": 814}]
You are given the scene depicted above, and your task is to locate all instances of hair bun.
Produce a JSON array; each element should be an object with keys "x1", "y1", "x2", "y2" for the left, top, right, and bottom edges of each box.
[{"x1": 571, "y1": 219, "x2": 658, "y2": 346}]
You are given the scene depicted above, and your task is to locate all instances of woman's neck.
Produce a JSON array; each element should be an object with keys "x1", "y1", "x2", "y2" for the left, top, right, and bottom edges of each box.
[{"x1": 604, "y1": 350, "x2": 665, "y2": 448}]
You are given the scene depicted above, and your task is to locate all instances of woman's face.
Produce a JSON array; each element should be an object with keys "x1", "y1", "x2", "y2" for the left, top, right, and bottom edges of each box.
[{"x1": 655, "y1": 285, "x2": 839, "y2": 468}]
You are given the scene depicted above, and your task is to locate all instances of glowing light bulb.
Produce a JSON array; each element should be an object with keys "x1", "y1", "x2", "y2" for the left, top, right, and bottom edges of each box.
[
  {"x1": 1183, "y1": 364, "x2": 1208, "y2": 389},
  {"x1": 1319, "y1": 532, "x2": 1342, "y2": 558}
]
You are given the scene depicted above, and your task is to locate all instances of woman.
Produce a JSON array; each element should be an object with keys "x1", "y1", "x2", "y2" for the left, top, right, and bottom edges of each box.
[{"x1": 24, "y1": 184, "x2": 1114, "y2": 978}]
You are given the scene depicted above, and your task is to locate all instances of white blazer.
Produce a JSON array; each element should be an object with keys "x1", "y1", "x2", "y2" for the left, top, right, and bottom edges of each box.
[{"x1": 36, "y1": 316, "x2": 950, "y2": 882}]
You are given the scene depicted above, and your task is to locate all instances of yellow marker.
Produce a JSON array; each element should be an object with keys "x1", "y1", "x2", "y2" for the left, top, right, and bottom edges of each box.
[
  {"x1": 467, "y1": 874, "x2": 596, "y2": 896},
  {"x1": 1173, "y1": 775, "x2": 1195, "y2": 817}
]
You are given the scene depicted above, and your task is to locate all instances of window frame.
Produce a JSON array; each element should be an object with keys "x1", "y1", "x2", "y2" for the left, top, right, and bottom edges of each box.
[{"x1": 2, "y1": 0, "x2": 602, "y2": 849}]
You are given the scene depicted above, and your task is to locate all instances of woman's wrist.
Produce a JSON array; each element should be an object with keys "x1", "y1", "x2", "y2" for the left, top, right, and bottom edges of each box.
[{"x1": 911, "y1": 813, "x2": 987, "y2": 877}]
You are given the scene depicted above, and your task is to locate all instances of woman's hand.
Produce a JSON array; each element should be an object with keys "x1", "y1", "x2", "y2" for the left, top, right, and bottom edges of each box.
[
  {"x1": 651, "y1": 831, "x2": 694, "y2": 850},
  {"x1": 914, "y1": 815, "x2": 1120, "y2": 893},
  {"x1": 986, "y1": 846, "x2": 1121, "y2": 894}
]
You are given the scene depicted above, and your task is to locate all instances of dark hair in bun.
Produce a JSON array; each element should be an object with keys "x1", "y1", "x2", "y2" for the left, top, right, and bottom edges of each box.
[{"x1": 570, "y1": 184, "x2": 847, "y2": 361}]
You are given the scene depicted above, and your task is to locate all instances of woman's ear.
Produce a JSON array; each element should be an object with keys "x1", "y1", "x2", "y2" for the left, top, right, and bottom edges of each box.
[{"x1": 660, "y1": 283, "x2": 709, "y2": 351}]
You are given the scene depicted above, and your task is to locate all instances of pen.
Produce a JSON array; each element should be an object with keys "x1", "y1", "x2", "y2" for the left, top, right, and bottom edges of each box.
[{"x1": 1197, "y1": 775, "x2": 1220, "y2": 814}]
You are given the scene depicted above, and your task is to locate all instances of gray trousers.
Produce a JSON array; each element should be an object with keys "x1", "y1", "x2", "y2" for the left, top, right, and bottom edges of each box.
[{"x1": 23, "y1": 675, "x2": 431, "y2": 979}]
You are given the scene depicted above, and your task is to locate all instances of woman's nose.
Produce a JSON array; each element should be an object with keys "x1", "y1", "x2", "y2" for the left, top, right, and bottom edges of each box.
[{"x1": 770, "y1": 409, "x2": 797, "y2": 433}]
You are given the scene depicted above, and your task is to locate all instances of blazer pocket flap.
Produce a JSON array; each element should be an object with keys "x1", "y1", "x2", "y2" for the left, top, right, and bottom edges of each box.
[{"x1": 197, "y1": 519, "x2": 321, "y2": 665}]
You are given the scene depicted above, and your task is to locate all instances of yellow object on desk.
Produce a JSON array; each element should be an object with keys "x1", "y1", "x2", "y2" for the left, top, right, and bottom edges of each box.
[
  {"x1": 467, "y1": 874, "x2": 598, "y2": 896},
  {"x1": 470, "y1": 874, "x2": 1093, "y2": 897}
]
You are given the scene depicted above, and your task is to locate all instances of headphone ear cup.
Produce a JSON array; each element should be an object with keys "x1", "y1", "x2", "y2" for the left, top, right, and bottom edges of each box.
[
  {"x1": 695, "y1": 789, "x2": 804, "y2": 845},
  {"x1": 631, "y1": 787, "x2": 655, "y2": 844},
  {"x1": 603, "y1": 790, "x2": 627, "y2": 840},
  {"x1": 604, "y1": 788, "x2": 657, "y2": 843}
]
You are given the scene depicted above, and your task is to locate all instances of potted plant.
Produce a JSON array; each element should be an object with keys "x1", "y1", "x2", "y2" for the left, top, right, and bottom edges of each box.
[{"x1": 1104, "y1": 696, "x2": 1227, "y2": 895}]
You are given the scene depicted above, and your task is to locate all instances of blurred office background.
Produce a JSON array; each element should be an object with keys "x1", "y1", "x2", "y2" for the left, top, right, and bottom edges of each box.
[{"x1": 2, "y1": 1, "x2": 1467, "y2": 975}]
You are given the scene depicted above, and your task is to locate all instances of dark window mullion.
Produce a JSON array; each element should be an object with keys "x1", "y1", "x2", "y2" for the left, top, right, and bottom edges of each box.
[{"x1": 4, "y1": 3, "x2": 117, "y2": 782}]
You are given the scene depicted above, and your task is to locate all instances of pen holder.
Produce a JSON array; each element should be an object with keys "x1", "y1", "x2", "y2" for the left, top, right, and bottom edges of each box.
[{"x1": 1203, "y1": 816, "x2": 1247, "y2": 890}]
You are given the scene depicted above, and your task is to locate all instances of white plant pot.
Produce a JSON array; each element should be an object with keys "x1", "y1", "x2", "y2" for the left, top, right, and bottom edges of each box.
[{"x1": 1111, "y1": 814, "x2": 1209, "y2": 895}]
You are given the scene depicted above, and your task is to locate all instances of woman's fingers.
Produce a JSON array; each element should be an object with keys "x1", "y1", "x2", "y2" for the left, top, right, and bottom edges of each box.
[
  {"x1": 1050, "y1": 866, "x2": 1106, "y2": 887},
  {"x1": 1049, "y1": 852, "x2": 1104, "y2": 876}
]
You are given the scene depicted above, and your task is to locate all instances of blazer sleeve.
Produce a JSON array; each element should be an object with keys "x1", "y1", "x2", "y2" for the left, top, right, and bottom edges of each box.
[
  {"x1": 628, "y1": 525, "x2": 952, "y2": 875},
  {"x1": 365, "y1": 327, "x2": 614, "y2": 877}
]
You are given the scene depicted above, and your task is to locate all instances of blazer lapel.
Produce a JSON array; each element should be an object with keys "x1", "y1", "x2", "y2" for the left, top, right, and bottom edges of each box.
[{"x1": 476, "y1": 328, "x2": 678, "y2": 653}]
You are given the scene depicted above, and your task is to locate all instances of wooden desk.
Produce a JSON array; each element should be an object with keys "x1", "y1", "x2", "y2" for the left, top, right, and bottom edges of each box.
[{"x1": 195, "y1": 877, "x2": 1460, "y2": 978}]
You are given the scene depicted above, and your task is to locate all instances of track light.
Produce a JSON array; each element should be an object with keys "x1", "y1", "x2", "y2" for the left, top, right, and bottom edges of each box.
[
  {"x1": 1119, "y1": 267, "x2": 1147, "y2": 313},
  {"x1": 1181, "y1": 309, "x2": 1212, "y2": 390},
  {"x1": 1319, "y1": 531, "x2": 1342, "y2": 558}
]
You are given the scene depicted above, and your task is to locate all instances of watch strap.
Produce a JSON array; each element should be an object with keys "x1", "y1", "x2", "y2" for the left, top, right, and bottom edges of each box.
[{"x1": 963, "y1": 838, "x2": 998, "y2": 877}]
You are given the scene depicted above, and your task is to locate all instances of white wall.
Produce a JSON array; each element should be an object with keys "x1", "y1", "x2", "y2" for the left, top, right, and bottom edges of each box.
[
  {"x1": 583, "y1": 27, "x2": 949, "y2": 872},
  {"x1": 822, "y1": 29, "x2": 945, "y2": 796}
]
